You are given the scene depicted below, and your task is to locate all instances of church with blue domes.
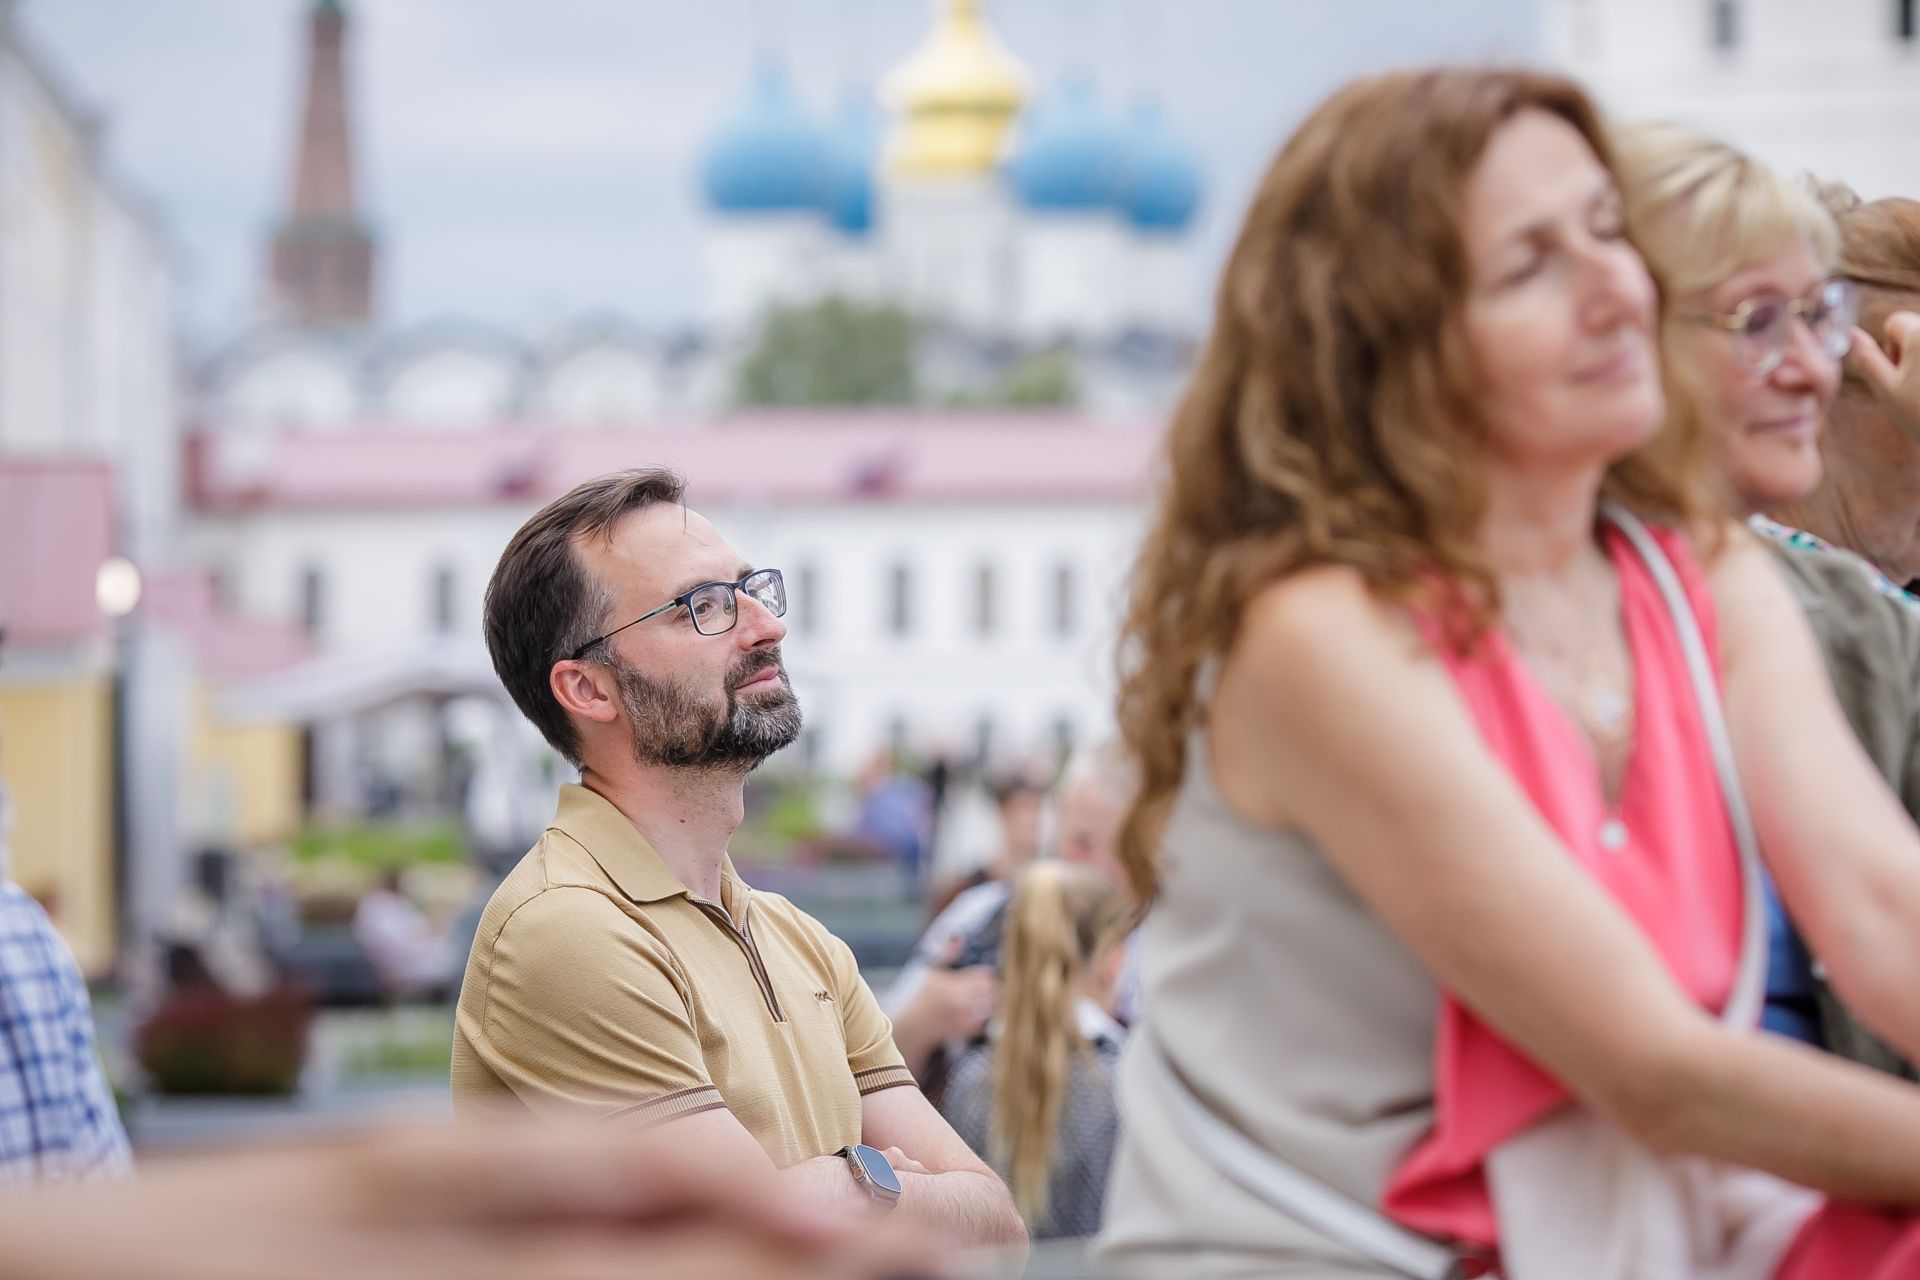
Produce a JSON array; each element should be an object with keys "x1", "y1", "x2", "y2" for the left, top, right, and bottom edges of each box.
[{"x1": 699, "y1": 0, "x2": 1203, "y2": 393}]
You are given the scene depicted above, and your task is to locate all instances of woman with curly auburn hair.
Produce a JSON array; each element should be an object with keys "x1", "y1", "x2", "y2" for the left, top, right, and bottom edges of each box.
[{"x1": 1094, "y1": 67, "x2": 1920, "y2": 1279}]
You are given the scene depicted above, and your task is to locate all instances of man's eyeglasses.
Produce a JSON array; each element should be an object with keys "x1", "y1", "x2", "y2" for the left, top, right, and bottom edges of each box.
[
  {"x1": 568, "y1": 568, "x2": 786, "y2": 659},
  {"x1": 1680, "y1": 277, "x2": 1858, "y2": 379}
]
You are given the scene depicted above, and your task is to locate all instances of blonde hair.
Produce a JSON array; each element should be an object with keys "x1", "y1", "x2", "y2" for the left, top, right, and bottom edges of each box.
[
  {"x1": 991, "y1": 861, "x2": 1133, "y2": 1226},
  {"x1": 1612, "y1": 120, "x2": 1839, "y2": 299},
  {"x1": 1612, "y1": 121, "x2": 1840, "y2": 514}
]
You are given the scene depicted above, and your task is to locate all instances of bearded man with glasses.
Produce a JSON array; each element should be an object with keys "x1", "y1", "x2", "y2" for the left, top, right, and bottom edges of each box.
[{"x1": 452, "y1": 468, "x2": 1026, "y2": 1257}]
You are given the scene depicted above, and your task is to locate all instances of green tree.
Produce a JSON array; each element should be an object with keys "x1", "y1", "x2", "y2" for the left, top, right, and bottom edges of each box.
[
  {"x1": 996, "y1": 347, "x2": 1078, "y2": 407},
  {"x1": 737, "y1": 297, "x2": 919, "y2": 406}
]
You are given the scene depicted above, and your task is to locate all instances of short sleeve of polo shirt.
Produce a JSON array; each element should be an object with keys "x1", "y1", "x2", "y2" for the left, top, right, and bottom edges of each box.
[
  {"x1": 465, "y1": 886, "x2": 725, "y2": 1124},
  {"x1": 817, "y1": 919, "x2": 917, "y2": 1097}
]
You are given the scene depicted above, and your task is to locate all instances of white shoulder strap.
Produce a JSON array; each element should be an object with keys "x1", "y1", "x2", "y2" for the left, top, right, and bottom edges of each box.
[
  {"x1": 1138, "y1": 1025, "x2": 1470, "y2": 1279},
  {"x1": 1601, "y1": 505, "x2": 1769, "y2": 1029}
]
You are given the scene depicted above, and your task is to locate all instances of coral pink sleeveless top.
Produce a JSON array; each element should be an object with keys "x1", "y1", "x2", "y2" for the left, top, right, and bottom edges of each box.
[
  {"x1": 1389, "y1": 522, "x2": 1920, "y2": 1276},
  {"x1": 1384, "y1": 522, "x2": 1744, "y2": 1242}
]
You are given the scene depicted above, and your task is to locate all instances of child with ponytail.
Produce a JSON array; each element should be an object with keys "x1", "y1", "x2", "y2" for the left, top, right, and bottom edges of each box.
[{"x1": 939, "y1": 861, "x2": 1133, "y2": 1240}]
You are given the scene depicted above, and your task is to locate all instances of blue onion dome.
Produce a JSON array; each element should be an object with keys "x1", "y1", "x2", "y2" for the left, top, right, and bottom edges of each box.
[
  {"x1": 823, "y1": 91, "x2": 884, "y2": 236},
  {"x1": 1117, "y1": 98, "x2": 1201, "y2": 231},
  {"x1": 1006, "y1": 77, "x2": 1128, "y2": 211},
  {"x1": 701, "y1": 63, "x2": 833, "y2": 212}
]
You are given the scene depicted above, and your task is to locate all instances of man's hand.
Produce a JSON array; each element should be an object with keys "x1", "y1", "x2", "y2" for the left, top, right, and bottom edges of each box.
[
  {"x1": 881, "y1": 1146, "x2": 931, "y2": 1176},
  {"x1": 888, "y1": 960, "x2": 998, "y2": 1079},
  {"x1": 917, "y1": 965, "x2": 999, "y2": 1041},
  {"x1": 1848, "y1": 313, "x2": 1920, "y2": 440}
]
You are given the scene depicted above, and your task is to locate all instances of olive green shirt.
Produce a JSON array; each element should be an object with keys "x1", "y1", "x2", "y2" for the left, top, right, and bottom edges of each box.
[{"x1": 1764, "y1": 535, "x2": 1920, "y2": 1081}]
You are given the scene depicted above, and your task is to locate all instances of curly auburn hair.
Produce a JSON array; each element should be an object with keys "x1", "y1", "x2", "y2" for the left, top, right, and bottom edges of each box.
[{"x1": 1113, "y1": 68, "x2": 1720, "y2": 907}]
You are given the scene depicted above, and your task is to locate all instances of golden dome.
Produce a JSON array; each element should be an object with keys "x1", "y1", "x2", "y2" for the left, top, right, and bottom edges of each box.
[{"x1": 882, "y1": 0, "x2": 1029, "y2": 178}]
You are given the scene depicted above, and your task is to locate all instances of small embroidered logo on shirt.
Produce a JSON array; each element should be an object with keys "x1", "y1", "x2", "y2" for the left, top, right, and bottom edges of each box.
[{"x1": 813, "y1": 990, "x2": 834, "y2": 1004}]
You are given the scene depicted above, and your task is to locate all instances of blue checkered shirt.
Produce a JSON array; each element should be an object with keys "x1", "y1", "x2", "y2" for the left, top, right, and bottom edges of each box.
[{"x1": 0, "y1": 883, "x2": 131, "y2": 1184}]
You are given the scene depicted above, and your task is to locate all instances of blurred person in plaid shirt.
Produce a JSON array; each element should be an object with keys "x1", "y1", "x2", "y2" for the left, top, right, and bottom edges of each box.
[{"x1": 0, "y1": 717, "x2": 130, "y2": 1184}]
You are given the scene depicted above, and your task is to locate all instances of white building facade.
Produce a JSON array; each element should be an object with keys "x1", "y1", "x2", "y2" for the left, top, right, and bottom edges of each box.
[
  {"x1": 0, "y1": 6, "x2": 184, "y2": 971},
  {"x1": 1549, "y1": 0, "x2": 1920, "y2": 199},
  {"x1": 185, "y1": 416, "x2": 1156, "y2": 795}
]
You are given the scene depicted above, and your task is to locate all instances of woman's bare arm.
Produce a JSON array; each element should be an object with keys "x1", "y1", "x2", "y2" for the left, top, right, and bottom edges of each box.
[{"x1": 1209, "y1": 563, "x2": 1920, "y2": 1202}]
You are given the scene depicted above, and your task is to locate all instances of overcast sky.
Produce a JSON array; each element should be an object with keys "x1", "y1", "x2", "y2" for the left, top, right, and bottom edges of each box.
[{"x1": 18, "y1": 0, "x2": 1541, "y2": 350}]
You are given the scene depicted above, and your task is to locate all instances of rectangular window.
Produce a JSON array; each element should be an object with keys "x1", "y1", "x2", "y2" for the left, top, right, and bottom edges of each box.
[
  {"x1": 1901, "y1": 0, "x2": 1917, "y2": 42},
  {"x1": 973, "y1": 714, "x2": 995, "y2": 766},
  {"x1": 1051, "y1": 563, "x2": 1076, "y2": 638},
  {"x1": 209, "y1": 563, "x2": 235, "y2": 613},
  {"x1": 888, "y1": 562, "x2": 912, "y2": 637},
  {"x1": 973, "y1": 563, "x2": 996, "y2": 637},
  {"x1": 431, "y1": 563, "x2": 457, "y2": 634},
  {"x1": 794, "y1": 563, "x2": 819, "y2": 636},
  {"x1": 299, "y1": 564, "x2": 325, "y2": 640},
  {"x1": 1711, "y1": 0, "x2": 1739, "y2": 50}
]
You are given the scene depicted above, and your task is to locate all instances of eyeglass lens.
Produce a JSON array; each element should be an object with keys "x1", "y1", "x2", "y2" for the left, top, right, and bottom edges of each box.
[
  {"x1": 1736, "y1": 281, "x2": 1857, "y2": 373},
  {"x1": 687, "y1": 570, "x2": 786, "y2": 636}
]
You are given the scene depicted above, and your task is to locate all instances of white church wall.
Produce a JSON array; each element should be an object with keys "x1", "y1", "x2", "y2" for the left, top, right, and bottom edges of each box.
[
  {"x1": 535, "y1": 342, "x2": 668, "y2": 424},
  {"x1": 1016, "y1": 214, "x2": 1129, "y2": 341},
  {"x1": 379, "y1": 346, "x2": 521, "y2": 428},
  {"x1": 1552, "y1": 0, "x2": 1920, "y2": 200},
  {"x1": 705, "y1": 216, "x2": 827, "y2": 331},
  {"x1": 1126, "y1": 236, "x2": 1193, "y2": 337},
  {"x1": 221, "y1": 346, "x2": 360, "y2": 432},
  {"x1": 879, "y1": 179, "x2": 1021, "y2": 334}
]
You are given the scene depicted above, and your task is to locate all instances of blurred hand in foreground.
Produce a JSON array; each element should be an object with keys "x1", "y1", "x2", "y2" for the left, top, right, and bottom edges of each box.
[{"x1": 0, "y1": 1121, "x2": 943, "y2": 1280}]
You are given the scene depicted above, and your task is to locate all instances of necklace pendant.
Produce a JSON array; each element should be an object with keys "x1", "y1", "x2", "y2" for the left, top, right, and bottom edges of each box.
[
  {"x1": 1599, "y1": 817, "x2": 1628, "y2": 852},
  {"x1": 1586, "y1": 687, "x2": 1629, "y2": 740}
]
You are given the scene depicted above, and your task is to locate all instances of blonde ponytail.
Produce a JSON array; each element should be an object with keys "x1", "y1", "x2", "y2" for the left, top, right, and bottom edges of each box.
[{"x1": 991, "y1": 862, "x2": 1132, "y2": 1225}]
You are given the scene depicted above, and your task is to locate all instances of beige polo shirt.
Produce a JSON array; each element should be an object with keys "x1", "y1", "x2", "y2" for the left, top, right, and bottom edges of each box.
[{"x1": 451, "y1": 783, "x2": 915, "y2": 1167}]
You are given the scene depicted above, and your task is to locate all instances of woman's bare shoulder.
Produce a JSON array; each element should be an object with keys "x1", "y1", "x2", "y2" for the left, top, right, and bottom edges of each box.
[{"x1": 1231, "y1": 563, "x2": 1430, "y2": 687}]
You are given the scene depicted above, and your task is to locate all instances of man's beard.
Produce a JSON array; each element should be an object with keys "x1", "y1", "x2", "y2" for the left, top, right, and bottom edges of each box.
[{"x1": 611, "y1": 646, "x2": 803, "y2": 772}]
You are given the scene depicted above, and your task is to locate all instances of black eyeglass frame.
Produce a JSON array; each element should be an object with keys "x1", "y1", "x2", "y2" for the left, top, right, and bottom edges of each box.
[{"x1": 567, "y1": 568, "x2": 786, "y2": 660}]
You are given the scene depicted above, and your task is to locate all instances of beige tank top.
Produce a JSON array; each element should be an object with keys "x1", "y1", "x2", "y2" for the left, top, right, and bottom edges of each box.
[{"x1": 1094, "y1": 725, "x2": 1442, "y2": 1277}]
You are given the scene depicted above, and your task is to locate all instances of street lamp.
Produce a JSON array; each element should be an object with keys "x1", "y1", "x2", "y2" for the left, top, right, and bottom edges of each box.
[
  {"x1": 96, "y1": 555, "x2": 142, "y2": 979},
  {"x1": 96, "y1": 556, "x2": 142, "y2": 619}
]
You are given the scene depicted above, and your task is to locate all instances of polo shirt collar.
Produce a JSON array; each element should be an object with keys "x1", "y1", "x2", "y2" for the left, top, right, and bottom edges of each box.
[{"x1": 550, "y1": 782, "x2": 742, "y2": 906}]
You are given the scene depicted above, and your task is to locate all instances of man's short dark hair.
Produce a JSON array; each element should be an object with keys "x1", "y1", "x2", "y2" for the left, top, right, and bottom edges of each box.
[{"x1": 483, "y1": 468, "x2": 686, "y2": 765}]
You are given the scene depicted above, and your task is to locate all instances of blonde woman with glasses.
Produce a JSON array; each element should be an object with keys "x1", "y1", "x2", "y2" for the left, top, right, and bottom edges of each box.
[{"x1": 1617, "y1": 123, "x2": 1920, "y2": 1078}]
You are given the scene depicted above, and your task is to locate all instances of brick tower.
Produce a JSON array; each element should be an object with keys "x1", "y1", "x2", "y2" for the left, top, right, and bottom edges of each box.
[{"x1": 267, "y1": 0, "x2": 375, "y2": 328}]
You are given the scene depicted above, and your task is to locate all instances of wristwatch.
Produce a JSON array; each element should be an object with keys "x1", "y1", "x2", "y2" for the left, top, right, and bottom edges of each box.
[{"x1": 835, "y1": 1143, "x2": 903, "y2": 1211}]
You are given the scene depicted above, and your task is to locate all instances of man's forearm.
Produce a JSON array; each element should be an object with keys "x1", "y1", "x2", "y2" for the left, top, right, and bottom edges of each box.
[
  {"x1": 897, "y1": 1168, "x2": 1028, "y2": 1253},
  {"x1": 780, "y1": 1152, "x2": 1026, "y2": 1254}
]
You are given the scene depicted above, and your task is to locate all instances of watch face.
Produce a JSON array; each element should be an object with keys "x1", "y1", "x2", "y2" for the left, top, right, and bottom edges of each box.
[{"x1": 852, "y1": 1144, "x2": 902, "y2": 1195}]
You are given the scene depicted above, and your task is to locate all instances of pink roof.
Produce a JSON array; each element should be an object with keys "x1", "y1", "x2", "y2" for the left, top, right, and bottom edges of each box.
[
  {"x1": 141, "y1": 572, "x2": 313, "y2": 682},
  {"x1": 0, "y1": 460, "x2": 115, "y2": 648},
  {"x1": 190, "y1": 413, "x2": 1168, "y2": 512}
]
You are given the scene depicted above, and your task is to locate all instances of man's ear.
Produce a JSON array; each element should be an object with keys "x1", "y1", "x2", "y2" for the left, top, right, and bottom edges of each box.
[{"x1": 550, "y1": 659, "x2": 620, "y2": 725}]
